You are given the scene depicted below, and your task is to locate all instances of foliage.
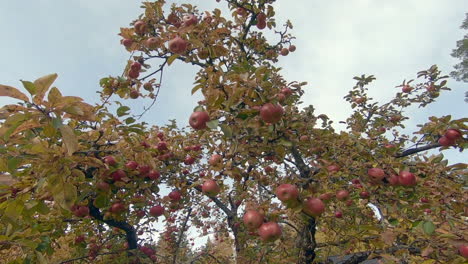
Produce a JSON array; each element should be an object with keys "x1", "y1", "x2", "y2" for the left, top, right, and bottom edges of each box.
[{"x1": 0, "y1": 0, "x2": 467, "y2": 264}]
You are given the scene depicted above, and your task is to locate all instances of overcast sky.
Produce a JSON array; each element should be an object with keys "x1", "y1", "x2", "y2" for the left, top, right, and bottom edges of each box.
[{"x1": 1, "y1": 0, "x2": 467, "y2": 249}]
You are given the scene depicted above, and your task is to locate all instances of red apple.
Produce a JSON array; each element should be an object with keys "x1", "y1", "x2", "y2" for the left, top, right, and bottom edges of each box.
[
  {"x1": 336, "y1": 190, "x2": 349, "y2": 200},
  {"x1": 125, "y1": 161, "x2": 139, "y2": 170},
  {"x1": 149, "y1": 205, "x2": 164, "y2": 217},
  {"x1": 184, "y1": 156, "x2": 196, "y2": 165},
  {"x1": 129, "y1": 89, "x2": 139, "y2": 99},
  {"x1": 208, "y1": 154, "x2": 222, "y2": 166},
  {"x1": 111, "y1": 169, "x2": 126, "y2": 181},
  {"x1": 243, "y1": 210, "x2": 264, "y2": 230},
  {"x1": 134, "y1": 20, "x2": 147, "y2": 35},
  {"x1": 275, "y1": 184, "x2": 299, "y2": 203},
  {"x1": 438, "y1": 136, "x2": 455, "y2": 147},
  {"x1": 237, "y1": 7, "x2": 247, "y2": 17},
  {"x1": 303, "y1": 197, "x2": 325, "y2": 216},
  {"x1": 280, "y1": 48, "x2": 289, "y2": 56},
  {"x1": 110, "y1": 202, "x2": 125, "y2": 213},
  {"x1": 157, "y1": 141, "x2": 168, "y2": 151},
  {"x1": 289, "y1": 45, "x2": 296, "y2": 52},
  {"x1": 444, "y1": 129, "x2": 462, "y2": 140},
  {"x1": 189, "y1": 111, "x2": 210, "y2": 130},
  {"x1": 318, "y1": 193, "x2": 334, "y2": 201},
  {"x1": 148, "y1": 170, "x2": 160, "y2": 180},
  {"x1": 97, "y1": 181, "x2": 110, "y2": 192},
  {"x1": 182, "y1": 14, "x2": 198, "y2": 27},
  {"x1": 168, "y1": 36, "x2": 188, "y2": 54},
  {"x1": 130, "y1": 62, "x2": 141, "y2": 71},
  {"x1": 359, "y1": 191, "x2": 370, "y2": 199},
  {"x1": 128, "y1": 69, "x2": 139, "y2": 79},
  {"x1": 202, "y1": 179, "x2": 221, "y2": 197},
  {"x1": 402, "y1": 85, "x2": 412, "y2": 93},
  {"x1": 258, "y1": 222, "x2": 282, "y2": 242},
  {"x1": 103, "y1": 156, "x2": 117, "y2": 166},
  {"x1": 368, "y1": 168, "x2": 385, "y2": 181},
  {"x1": 335, "y1": 211, "x2": 343, "y2": 218},
  {"x1": 398, "y1": 171, "x2": 416, "y2": 186},
  {"x1": 458, "y1": 244, "x2": 468, "y2": 258},
  {"x1": 168, "y1": 190, "x2": 182, "y2": 202},
  {"x1": 327, "y1": 165, "x2": 340, "y2": 173},
  {"x1": 256, "y1": 13, "x2": 266, "y2": 30},
  {"x1": 121, "y1": 39, "x2": 133, "y2": 48},
  {"x1": 260, "y1": 103, "x2": 284, "y2": 123},
  {"x1": 387, "y1": 174, "x2": 399, "y2": 186},
  {"x1": 145, "y1": 37, "x2": 160, "y2": 49},
  {"x1": 420, "y1": 197, "x2": 429, "y2": 203}
]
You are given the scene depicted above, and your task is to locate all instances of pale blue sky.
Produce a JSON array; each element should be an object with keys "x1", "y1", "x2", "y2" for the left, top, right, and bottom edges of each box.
[{"x1": 0, "y1": 0, "x2": 466, "y2": 164}]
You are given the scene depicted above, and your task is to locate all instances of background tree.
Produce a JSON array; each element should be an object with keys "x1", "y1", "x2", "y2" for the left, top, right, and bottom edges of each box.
[
  {"x1": 0, "y1": 0, "x2": 467, "y2": 264},
  {"x1": 450, "y1": 13, "x2": 468, "y2": 102}
]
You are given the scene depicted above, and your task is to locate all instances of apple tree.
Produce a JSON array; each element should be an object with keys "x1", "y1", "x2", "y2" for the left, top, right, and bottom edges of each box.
[{"x1": 0, "y1": 0, "x2": 467, "y2": 263}]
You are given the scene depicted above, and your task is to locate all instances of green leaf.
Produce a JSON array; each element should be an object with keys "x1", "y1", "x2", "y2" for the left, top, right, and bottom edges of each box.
[
  {"x1": 33, "y1": 73, "x2": 58, "y2": 104},
  {"x1": 388, "y1": 218, "x2": 399, "y2": 226},
  {"x1": 279, "y1": 139, "x2": 292, "y2": 147},
  {"x1": 206, "y1": 120, "x2": 219, "y2": 129},
  {"x1": 7, "y1": 157, "x2": 21, "y2": 173},
  {"x1": 422, "y1": 221, "x2": 435, "y2": 235},
  {"x1": 167, "y1": 54, "x2": 179, "y2": 65},
  {"x1": 59, "y1": 125, "x2": 79, "y2": 156},
  {"x1": 21, "y1": 80, "x2": 36, "y2": 95},
  {"x1": 117, "y1": 106, "x2": 130, "y2": 117},
  {"x1": 125, "y1": 117, "x2": 136, "y2": 124},
  {"x1": 219, "y1": 124, "x2": 232, "y2": 138},
  {"x1": 191, "y1": 84, "x2": 203, "y2": 95},
  {"x1": 94, "y1": 194, "x2": 110, "y2": 208}
]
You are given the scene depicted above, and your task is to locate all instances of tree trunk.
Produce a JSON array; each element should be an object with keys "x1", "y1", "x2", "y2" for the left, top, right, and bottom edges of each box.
[{"x1": 297, "y1": 217, "x2": 317, "y2": 264}]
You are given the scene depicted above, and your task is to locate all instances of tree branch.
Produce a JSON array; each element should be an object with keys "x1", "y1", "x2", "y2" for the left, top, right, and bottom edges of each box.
[
  {"x1": 88, "y1": 199, "x2": 138, "y2": 250},
  {"x1": 172, "y1": 208, "x2": 192, "y2": 264},
  {"x1": 395, "y1": 142, "x2": 440, "y2": 158}
]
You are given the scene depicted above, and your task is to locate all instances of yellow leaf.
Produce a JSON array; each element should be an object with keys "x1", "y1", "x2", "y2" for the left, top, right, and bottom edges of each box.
[
  {"x1": 0, "y1": 84, "x2": 29, "y2": 102},
  {"x1": 11, "y1": 120, "x2": 41, "y2": 136},
  {"x1": 59, "y1": 125, "x2": 78, "y2": 156},
  {"x1": 33, "y1": 73, "x2": 58, "y2": 104},
  {"x1": 47, "y1": 87, "x2": 62, "y2": 106}
]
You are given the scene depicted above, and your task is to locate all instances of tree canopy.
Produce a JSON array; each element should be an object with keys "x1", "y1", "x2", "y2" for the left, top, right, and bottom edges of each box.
[{"x1": 0, "y1": 0, "x2": 467, "y2": 263}]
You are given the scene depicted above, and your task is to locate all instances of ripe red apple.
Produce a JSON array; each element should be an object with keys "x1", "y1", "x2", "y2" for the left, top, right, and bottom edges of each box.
[
  {"x1": 145, "y1": 37, "x2": 160, "y2": 49},
  {"x1": 335, "y1": 211, "x2": 343, "y2": 218},
  {"x1": 275, "y1": 184, "x2": 299, "y2": 203},
  {"x1": 157, "y1": 141, "x2": 168, "y2": 151},
  {"x1": 129, "y1": 89, "x2": 139, "y2": 99},
  {"x1": 202, "y1": 179, "x2": 221, "y2": 197},
  {"x1": 97, "y1": 181, "x2": 110, "y2": 192},
  {"x1": 130, "y1": 62, "x2": 141, "y2": 71},
  {"x1": 128, "y1": 69, "x2": 139, "y2": 79},
  {"x1": 318, "y1": 192, "x2": 334, "y2": 201},
  {"x1": 402, "y1": 85, "x2": 412, "y2": 93},
  {"x1": 110, "y1": 202, "x2": 125, "y2": 213},
  {"x1": 368, "y1": 168, "x2": 385, "y2": 181},
  {"x1": 75, "y1": 235, "x2": 85, "y2": 244},
  {"x1": 444, "y1": 128, "x2": 462, "y2": 140},
  {"x1": 303, "y1": 197, "x2": 325, "y2": 216},
  {"x1": 281, "y1": 87, "x2": 293, "y2": 96},
  {"x1": 149, "y1": 205, "x2": 164, "y2": 217},
  {"x1": 243, "y1": 210, "x2": 264, "y2": 230},
  {"x1": 148, "y1": 170, "x2": 160, "y2": 180},
  {"x1": 276, "y1": 93, "x2": 286, "y2": 102},
  {"x1": 260, "y1": 103, "x2": 284, "y2": 123},
  {"x1": 182, "y1": 14, "x2": 198, "y2": 27},
  {"x1": 189, "y1": 111, "x2": 210, "y2": 130},
  {"x1": 420, "y1": 197, "x2": 429, "y2": 203},
  {"x1": 125, "y1": 161, "x2": 138, "y2": 170},
  {"x1": 289, "y1": 45, "x2": 296, "y2": 52},
  {"x1": 135, "y1": 210, "x2": 145, "y2": 218},
  {"x1": 327, "y1": 164, "x2": 340, "y2": 173},
  {"x1": 103, "y1": 156, "x2": 117, "y2": 166},
  {"x1": 73, "y1": 205, "x2": 90, "y2": 217},
  {"x1": 111, "y1": 169, "x2": 126, "y2": 181},
  {"x1": 280, "y1": 48, "x2": 289, "y2": 56},
  {"x1": 256, "y1": 13, "x2": 266, "y2": 29},
  {"x1": 184, "y1": 156, "x2": 196, "y2": 165},
  {"x1": 208, "y1": 154, "x2": 222, "y2": 166},
  {"x1": 387, "y1": 174, "x2": 400, "y2": 186},
  {"x1": 138, "y1": 165, "x2": 151, "y2": 176},
  {"x1": 351, "y1": 178, "x2": 360, "y2": 184},
  {"x1": 359, "y1": 191, "x2": 370, "y2": 199},
  {"x1": 398, "y1": 171, "x2": 416, "y2": 186},
  {"x1": 191, "y1": 144, "x2": 202, "y2": 151},
  {"x1": 459, "y1": 244, "x2": 468, "y2": 258},
  {"x1": 168, "y1": 36, "x2": 188, "y2": 54},
  {"x1": 121, "y1": 39, "x2": 133, "y2": 49},
  {"x1": 336, "y1": 190, "x2": 349, "y2": 200},
  {"x1": 134, "y1": 20, "x2": 147, "y2": 35},
  {"x1": 140, "y1": 141, "x2": 150, "y2": 148},
  {"x1": 438, "y1": 136, "x2": 455, "y2": 147},
  {"x1": 258, "y1": 222, "x2": 282, "y2": 242},
  {"x1": 168, "y1": 190, "x2": 182, "y2": 202}
]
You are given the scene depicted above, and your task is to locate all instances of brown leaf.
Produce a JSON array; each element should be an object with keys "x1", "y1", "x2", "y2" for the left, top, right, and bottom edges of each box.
[
  {"x1": 381, "y1": 229, "x2": 396, "y2": 246},
  {"x1": 421, "y1": 245, "x2": 434, "y2": 257},
  {"x1": 33, "y1": 73, "x2": 58, "y2": 104},
  {"x1": 0, "y1": 84, "x2": 29, "y2": 102}
]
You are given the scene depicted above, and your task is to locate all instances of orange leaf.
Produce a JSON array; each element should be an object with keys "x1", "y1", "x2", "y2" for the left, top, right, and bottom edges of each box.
[{"x1": 0, "y1": 84, "x2": 29, "y2": 102}]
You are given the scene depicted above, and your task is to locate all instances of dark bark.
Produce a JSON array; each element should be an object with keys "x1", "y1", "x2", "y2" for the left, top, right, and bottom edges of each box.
[
  {"x1": 297, "y1": 217, "x2": 317, "y2": 264},
  {"x1": 88, "y1": 199, "x2": 137, "y2": 250}
]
